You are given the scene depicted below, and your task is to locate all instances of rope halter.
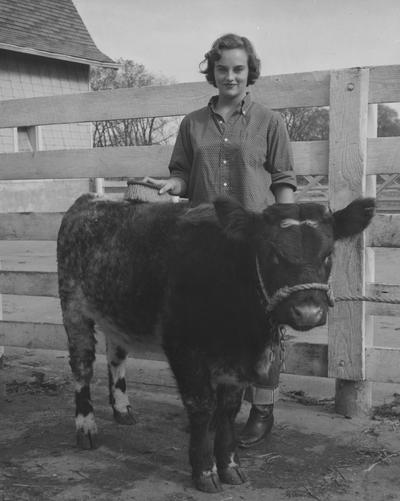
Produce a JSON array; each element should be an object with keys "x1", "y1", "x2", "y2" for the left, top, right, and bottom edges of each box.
[{"x1": 255, "y1": 255, "x2": 335, "y2": 314}]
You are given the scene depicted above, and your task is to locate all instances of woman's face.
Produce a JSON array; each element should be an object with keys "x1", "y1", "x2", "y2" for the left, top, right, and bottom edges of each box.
[{"x1": 213, "y1": 48, "x2": 249, "y2": 100}]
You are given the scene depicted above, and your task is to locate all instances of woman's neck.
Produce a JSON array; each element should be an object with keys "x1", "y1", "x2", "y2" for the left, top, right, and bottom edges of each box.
[{"x1": 215, "y1": 93, "x2": 246, "y2": 120}]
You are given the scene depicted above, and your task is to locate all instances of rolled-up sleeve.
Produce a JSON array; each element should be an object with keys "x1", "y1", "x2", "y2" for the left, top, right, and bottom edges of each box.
[
  {"x1": 168, "y1": 116, "x2": 193, "y2": 188},
  {"x1": 266, "y1": 113, "x2": 297, "y2": 193}
]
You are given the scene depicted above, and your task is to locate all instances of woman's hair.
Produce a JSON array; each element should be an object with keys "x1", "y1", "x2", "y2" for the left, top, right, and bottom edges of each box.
[{"x1": 199, "y1": 33, "x2": 261, "y2": 87}]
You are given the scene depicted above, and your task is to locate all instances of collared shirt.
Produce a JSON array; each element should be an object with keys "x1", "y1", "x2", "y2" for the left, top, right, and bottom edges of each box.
[{"x1": 169, "y1": 93, "x2": 297, "y2": 211}]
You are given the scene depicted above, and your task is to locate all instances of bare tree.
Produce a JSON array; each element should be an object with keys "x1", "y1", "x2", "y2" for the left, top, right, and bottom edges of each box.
[{"x1": 90, "y1": 59, "x2": 180, "y2": 147}]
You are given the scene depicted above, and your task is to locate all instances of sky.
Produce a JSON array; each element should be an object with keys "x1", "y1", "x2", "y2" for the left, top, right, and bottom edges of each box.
[{"x1": 72, "y1": 0, "x2": 400, "y2": 84}]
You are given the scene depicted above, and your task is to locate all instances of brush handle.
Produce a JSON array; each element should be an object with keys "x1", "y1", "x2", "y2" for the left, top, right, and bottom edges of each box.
[{"x1": 126, "y1": 179, "x2": 160, "y2": 191}]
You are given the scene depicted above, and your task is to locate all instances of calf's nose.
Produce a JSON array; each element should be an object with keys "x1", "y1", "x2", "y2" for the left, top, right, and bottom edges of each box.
[{"x1": 291, "y1": 304, "x2": 324, "y2": 327}]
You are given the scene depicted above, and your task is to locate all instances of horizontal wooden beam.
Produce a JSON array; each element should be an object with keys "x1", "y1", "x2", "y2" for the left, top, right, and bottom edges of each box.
[
  {"x1": 0, "y1": 71, "x2": 330, "y2": 128},
  {"x1": 0, "y1": 146, "x2": 172, "y2": 181},
  {"x1": 0, "y1": 271, "x2": 58, "y2": 297},
  {"x1": 365, "y1": 346, "x2": 400, "y2": 383},
  {"x1": 0, "y1": 65, "x2": 397, "y2": 129},
  {"x1": 0, "y1": 269, "x2": 398, "y2": 317},
  {"x1": 0, "y1": 135, "x2": 398, "y2": 182},
  {"x1": 367, "y1": 137, "x2": 400, "y2": 175},
  {"x1": 0, "y1": 213, "x2": 62, "y2": 240},
  {"x1": 0, "y1": 141, "x2": 328, "y2": 180},
  {"x1": 0, "y1": 212, "x2": 399, "y2": 253},
  {"x1": 2, "y1": 319, "x2": 399, "y2": 382},
  {"x1": 367, "y1": 213, "x2": 400, "y2": 248},
  {"x1": 365, "y1": 282, "x2": 400, "y2": 316}
]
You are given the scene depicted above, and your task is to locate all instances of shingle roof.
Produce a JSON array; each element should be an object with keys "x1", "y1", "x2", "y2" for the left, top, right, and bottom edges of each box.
[{"x1": 0, "y1": 0, "x2": 117, "y2": 67}]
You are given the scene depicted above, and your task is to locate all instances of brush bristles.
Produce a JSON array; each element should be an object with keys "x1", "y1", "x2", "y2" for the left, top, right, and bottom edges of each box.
[{"x1": 124, "y1": 181, "x2": 174, "y2": 203}]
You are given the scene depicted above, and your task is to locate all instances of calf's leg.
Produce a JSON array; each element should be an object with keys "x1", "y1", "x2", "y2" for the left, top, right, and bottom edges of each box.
[
  {"x1": 106, "y1": 339, "x2": 135, "y2": 425},
  {"x1": 214, "y1": 384, "x2": 248, "y2": 485},
  {"x1": 165, "y1": 346, "x2": 222, "y2": 493},
  {"x1": 62, "y1": 305, "x2": 97, "y2": 449}
]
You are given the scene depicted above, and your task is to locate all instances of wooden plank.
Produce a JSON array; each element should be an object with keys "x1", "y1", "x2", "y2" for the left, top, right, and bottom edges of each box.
[
  {"x1": 0, "y1": 213, "x2": 62, "y2": 240},
  {"x1": 0, "y1": 146, "x2": 172, "y2": 180},
  {"x1": 0, "y1": 141, "x2": 328, "y2": 180},
  {"x1": 328, "y1": 67, "x2": 369, "y2": 382},
  {"x1": 369, "y1": 65, "x2": 400, "y2": 104},
  {"x1": 1, "y1": 317, "x2": 328, "y2": 376},
  {"x1": 0, "y1": 65, "x2": 397, "y2": 129},
  {"x1": 0, "y1": 271, "x2": 58, "y2": 297},
  {"x1": 365, "y1": 346, "x2": 400, "y2": 383},
  {"x1": 0, "y1": 71, "x2": 331, "y2": 128},
  {"x1": 365, "y1": 282, "x2": 400, "y2": 316},
  {"x1": 367, "y1": 214, "x2": 400, "y2": 247},
  {"x1": 367, "y1": 137, "x2": 400, "y2": 175}
]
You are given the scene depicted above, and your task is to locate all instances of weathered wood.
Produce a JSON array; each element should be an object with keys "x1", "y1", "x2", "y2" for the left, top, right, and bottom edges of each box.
[
  {"x1": 0, "y1": 271, "x2": 58, "y2": 297},
  {"x1": 369, "y1": 65, "x2": 400, "y2": 104},
  {"x1": 328, "y1": 67, "x2": 372, "y2": 417},
  {"x1": 0, "y1": 71, "x2": 331, "y2": 128},
  {"x1": 334, "y1": 379, "x2": 372, "y2": 417},
  {"x1": 328, "y1": 68, "x2": 369, "y2": 381},
  {"x1": 367, "y1": 214, "x2": 400, "y2": 248},
  {"x1": 0, "y1": 146, "x2": 172, "y2": 181},
  {"x1": 0, "y1": 318, "x2": 328, "y2": 376},
  {"x1": 0, "y1": 134, "x2": 397, "y2": 182},
  {"x1": 366, "y1": 282, "x2": 400, "y2": 316},
  {"x1": 365, "y1": 346, "x2": 400, "y2": 383},
  {"x1": 0, "y1": 141, "x2": 329, "y2": 180},
  {"x1": 367, "y1": 137, "x2": 400, "y2": 175},
  {"x1": 2, "y1": 317, "x2": 399, "y2": 383},
  {"x1": 0, "y1": 213, "x2": 62, "y2": 240},
  {"x1": 0, "y1": 66, "x2": 397, "y2": 129}
]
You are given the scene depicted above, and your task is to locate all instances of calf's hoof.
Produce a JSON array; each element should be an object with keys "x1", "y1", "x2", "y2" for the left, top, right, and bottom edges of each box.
[
  {"x1": 113, "y1": 405, "x2": 136, "y2": 425},
  {"x1": 218, "y1": 464, "x2": 248, "y2": 485},
  {"x1": 193, "y1": 469, "x2": 223, "y2": 493},
  {"x1": 76, "y1": 429, "x2": 98, "y2": 450}
]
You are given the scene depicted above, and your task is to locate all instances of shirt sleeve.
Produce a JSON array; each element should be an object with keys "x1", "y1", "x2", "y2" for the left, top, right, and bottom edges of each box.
[
  {"x1": 266, "y1": 112, "x2": 297, "y2": 193},
  {"x1": 168, "y1": 116, "x2": 193, "y2": 189}
]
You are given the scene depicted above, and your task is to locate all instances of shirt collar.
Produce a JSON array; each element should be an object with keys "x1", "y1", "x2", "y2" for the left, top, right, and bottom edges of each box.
[{"x1": 208, "y1": 92, "x2": 252, "y2": 116}]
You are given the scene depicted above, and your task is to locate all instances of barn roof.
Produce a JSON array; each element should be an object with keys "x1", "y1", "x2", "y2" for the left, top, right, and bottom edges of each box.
[{"x1": 0, "y1": 0, "x2": 118, "y2": 67}]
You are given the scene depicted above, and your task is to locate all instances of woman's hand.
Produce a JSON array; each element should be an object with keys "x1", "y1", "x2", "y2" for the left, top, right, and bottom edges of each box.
[{"x1": 143, "y1": 176, "x2": 186, "y2": 196}]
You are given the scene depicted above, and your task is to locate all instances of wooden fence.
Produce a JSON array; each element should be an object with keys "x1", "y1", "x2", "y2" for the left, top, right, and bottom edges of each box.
[{"x1": 0, "y1": 65, "x2": 400, "y2": 416}]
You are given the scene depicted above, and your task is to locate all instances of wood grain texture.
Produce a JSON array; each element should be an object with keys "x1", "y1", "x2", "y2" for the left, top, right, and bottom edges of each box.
[
  {"x1": 0, "y1": 271, "x2": 58, "y2": 297},
  {"x1": 328, "y1": 68, "x2": 369, "y2": 381},
  {"x1": 367, "y1": 214, "x2": 400, "y2": 247}
]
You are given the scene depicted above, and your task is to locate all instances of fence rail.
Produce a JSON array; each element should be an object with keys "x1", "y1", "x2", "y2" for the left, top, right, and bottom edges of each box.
[{"x1": 0, "y1": 64, "x2": 399, "y2": 415}]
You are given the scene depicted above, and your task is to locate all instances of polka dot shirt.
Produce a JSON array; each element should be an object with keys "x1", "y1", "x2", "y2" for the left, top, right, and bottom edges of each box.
[{"x1": 169, "y1": 93, "x2": 297, "y2": 211}]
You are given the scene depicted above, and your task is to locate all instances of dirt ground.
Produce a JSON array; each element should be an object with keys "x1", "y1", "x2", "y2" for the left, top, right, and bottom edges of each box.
[{"x1": 1, "y1": 347, "x2": 400, "y2": 501}]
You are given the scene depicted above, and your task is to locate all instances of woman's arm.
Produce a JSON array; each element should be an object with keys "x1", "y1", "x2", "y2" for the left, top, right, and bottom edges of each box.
[{"x1": 273, "y1": 184, "x2": 295, "y2": 204}]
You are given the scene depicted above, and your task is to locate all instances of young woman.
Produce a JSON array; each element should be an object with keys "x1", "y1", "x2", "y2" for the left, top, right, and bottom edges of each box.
[{"x1": 145, "y1": 33, "x2": 297, "y2": 448}]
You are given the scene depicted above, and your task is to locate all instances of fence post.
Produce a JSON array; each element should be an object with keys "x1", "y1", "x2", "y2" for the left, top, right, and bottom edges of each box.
[{"x1": 328, "y1": 67, "x2": 371, "y2": 416}]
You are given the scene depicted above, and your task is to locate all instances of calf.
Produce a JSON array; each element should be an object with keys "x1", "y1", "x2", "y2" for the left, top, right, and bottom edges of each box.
[{"x1": 57, "y1": 194, "x2": 374, "y2": 493}]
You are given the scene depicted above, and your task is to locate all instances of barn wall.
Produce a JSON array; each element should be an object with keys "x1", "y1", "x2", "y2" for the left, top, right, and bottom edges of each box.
[{"x1": 0, "y1": 50, "x2": 91, "y2": 212}]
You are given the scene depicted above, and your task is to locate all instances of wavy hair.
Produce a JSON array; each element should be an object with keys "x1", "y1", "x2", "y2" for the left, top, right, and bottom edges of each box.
[{"x1": 199, "y1": 33, "x2": 261, "y2": 87}]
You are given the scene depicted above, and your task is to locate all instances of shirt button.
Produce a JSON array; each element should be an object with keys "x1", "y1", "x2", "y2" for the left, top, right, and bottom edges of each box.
[
  {"x1": 223, "y1": 182, "x2": 228, "y2": 187},
  {"x1": 224, "y1": 138, "x2": 228, "y2": 142},
  {"x1": 223, "y1": 160, "x2": 227, "y2": 165}
]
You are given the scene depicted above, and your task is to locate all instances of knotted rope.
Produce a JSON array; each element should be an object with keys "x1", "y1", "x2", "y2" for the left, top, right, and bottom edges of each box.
[{"x1": 255, "y1": 256, "x2": 400, "y2": 314}]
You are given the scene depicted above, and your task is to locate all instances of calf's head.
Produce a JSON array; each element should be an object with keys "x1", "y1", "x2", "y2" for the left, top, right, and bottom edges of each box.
[{"x1": 214, "y1": 197, "x2": 375, "y2": 331}]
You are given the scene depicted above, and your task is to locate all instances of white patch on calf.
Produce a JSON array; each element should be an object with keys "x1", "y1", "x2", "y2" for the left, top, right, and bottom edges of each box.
[
  {"x1": 280, "y1": 218, "x2": 319, "y2": 229},
  {"x1": 75, "y1": 412, "x2": 97, "y2": 434},
  {"x1": 107, "y1": 355, "x2": 131, "y2": 413},
  {"x1": 113, "y1": 388, "x2": 131, "y2": 413},
  {"x1": 228, "y1": 453, "x2": 239, "y2": 468}
]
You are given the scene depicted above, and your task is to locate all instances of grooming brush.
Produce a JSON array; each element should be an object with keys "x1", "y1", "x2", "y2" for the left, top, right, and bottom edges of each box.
[{"x1": 124, "y1": 179, "x2": 176, "y2": 203}]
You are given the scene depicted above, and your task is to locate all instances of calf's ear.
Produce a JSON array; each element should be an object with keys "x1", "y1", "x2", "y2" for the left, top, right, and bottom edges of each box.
[
  {"x1": 214, "y1": 197, "x2": 256, "y2": 241},
  {"x1": 332, "y1": 197, "x2": 375, "y2": 240}
]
